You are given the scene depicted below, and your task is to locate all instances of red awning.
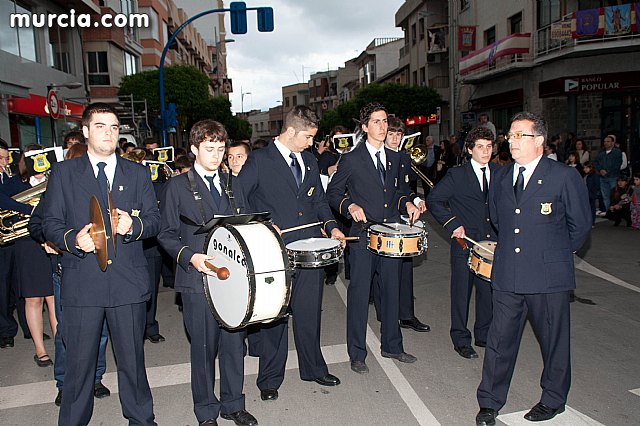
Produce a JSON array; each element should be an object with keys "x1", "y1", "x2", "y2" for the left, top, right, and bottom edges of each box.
[{"x1": 8, "y1": 94, "x2": 84, "y2": 119}]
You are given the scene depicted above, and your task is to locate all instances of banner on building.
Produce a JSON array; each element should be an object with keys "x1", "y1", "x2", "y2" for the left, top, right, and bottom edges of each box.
[
  {"x1": 459, "y1": 33, "x2": 531, "y2": 75},
  {"x1": 604, "y1": 4, "x2": 631, "y2": 35},
  {"x1": 550, "y1": 21, "x2": 572, "y2": 40},
  {"x1": 458, "y1": 26, "x2": 476, "y2": 50},
  {"x1": 572, "y1": 8, "x2": 605, "y2": 37}
]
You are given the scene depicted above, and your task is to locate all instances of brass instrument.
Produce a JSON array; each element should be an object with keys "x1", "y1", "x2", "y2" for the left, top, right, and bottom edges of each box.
[
  {"x1": 0, "y1": 181, "x2": 47, "y2": 244},
  {"x1": 408, "y1": 145, "x2": 435, "y2": 189},
  {"x1": 121, "y1": 148, "x2": 146, "y2": 163}
]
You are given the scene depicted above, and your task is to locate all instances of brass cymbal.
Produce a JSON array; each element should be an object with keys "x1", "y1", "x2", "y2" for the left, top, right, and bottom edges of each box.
[{"x1": 89, "y1": 195, "x2": 108, "y2": 272}]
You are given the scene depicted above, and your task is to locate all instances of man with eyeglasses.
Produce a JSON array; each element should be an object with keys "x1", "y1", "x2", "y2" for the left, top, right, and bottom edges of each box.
[{"x1": 475, "y1": 112, "x2": 591, "y2": 426}]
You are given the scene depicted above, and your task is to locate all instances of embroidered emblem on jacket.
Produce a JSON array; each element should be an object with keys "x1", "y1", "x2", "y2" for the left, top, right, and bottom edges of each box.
[{"x1": 540, "y1": 203, "x2": 552, "y2": 215}]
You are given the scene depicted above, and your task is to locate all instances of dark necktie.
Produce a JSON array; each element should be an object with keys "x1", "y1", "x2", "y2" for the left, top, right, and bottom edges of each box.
[
  {"x1": 205, "y1": 174, "x2": 221, "y2": 208},
  {"x1": 481, "y1": 166, "x2": 489, "y2": 201},
  {"x1": 514, "y1": 166, "x2": 526, "y2": 202},
  {"x1": 289, "y1": 153, "x2": 302, "y2": 188},
  {"x1": 96, "y1": 162, "x2": 109, "y2": 208},
  {"x1": 376, "y1": 151, "x2": 386, "y2": 184}
]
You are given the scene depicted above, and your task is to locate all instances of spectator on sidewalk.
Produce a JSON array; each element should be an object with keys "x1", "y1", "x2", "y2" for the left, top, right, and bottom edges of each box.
[
  {"x1": 631, "y1": 173, "x2": 640, "y2": 230},
  {"x1": 565, "y1": 152, "x2": 584, "y2": 176},
  {"x1": 583, "y1": 162, "x2": 600, "y2": 227},
  {"x1": 605, "y1": 176, "x2": 632, "y2": 227},
  {"x1": 574, "y1": 139, "x2": 590, "y2": 165},
  {"x1": 595, "y1": 134, "x2": 623, "y2": 211}
]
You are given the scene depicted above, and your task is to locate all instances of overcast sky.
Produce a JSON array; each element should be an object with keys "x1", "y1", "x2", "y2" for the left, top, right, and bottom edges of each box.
[{"x1": 176, "y1": 0, "x2": 405, "y2": 113}]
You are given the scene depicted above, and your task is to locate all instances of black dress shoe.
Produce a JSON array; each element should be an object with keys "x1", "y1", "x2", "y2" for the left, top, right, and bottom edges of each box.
[
  {"x1": 260, "y1": 389, "x2": 278, "y2": 401},
  {"x1": 0, "y1": 336, "x2": 14, "y2": 348},
  {"x1": 221, "y1": 410, "x2": 258, "y2": 426},
  {"x1": 325, "y1": 274, "x2": 337, "y2": 285},
  {"x1": 54, "y1": 389, "x2": 62, "y2": 406},
  {"x1": 476, "y1": 408, "x2": 498, "y2": 426},
  {"x1": 34, "y1": 354, "x2": 53, "y2": 367},
  {"x1": 305, "y1": 373, "x2": 341, "y2": 386},
  {"x1": 350, "y1": 360, "x2": 369, "y2": 374},
  {"x1": 455, "y1": 345, "x2": 479, "y2": 359},
  {"x1": 399, "y1": 317, "x2": 431, "y2": 332},
  {"x1": 523, "y1": 402, "x2": 565, "y2": 422},
  {"x1": 198, "y1": 419, "x2": 218, "y2": 426},
  {"x1": 146, "y1": 334, "x2": 165, "y2": 343},
  {"x1": 381, "y1": 351, "x2": 417, "y2": 363},
  {"x1": 475, "y1": 340, "x2": 487, "y2": 348},
  {"x1": 93, "y1": 382, "x2": 111, "y2": 398}
]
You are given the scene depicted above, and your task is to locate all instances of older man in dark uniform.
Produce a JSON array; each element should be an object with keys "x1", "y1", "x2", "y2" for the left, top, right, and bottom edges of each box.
[
  {"x1": 239, "y1": 106, "x2": 345, "y2": 401},
  {"x1": 44, "y1": 103, "x2": 159, "y2": 425},
  {"x1": 158, "y1": 120, "x2": 257, "y2": 426},
  {"x1": 327, "y1": 102, "x2": 420, "y2": 374},
  {"x1": 475, "y1": 112, "x2": 591, "y2": 426},
  {"x1": 427, "y1": 126, "x2": 497, "y2": 360}
]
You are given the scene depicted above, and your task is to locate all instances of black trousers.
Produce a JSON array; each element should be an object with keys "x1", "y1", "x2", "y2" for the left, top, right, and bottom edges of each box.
[
  {"x1": 477, "y1": 290, "x2": 571, "y2": 411},
  {"x1": 145, "y1": 254, "x2": 162, "y2": 337}
]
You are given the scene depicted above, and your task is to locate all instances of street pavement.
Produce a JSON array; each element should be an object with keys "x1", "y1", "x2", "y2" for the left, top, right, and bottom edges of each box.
[{"x1": 0, "y1": 214, "x2": 639, "y2": 425}]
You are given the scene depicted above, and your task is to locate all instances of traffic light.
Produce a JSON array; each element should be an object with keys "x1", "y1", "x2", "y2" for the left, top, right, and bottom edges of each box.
[
  {"x1": 230, "y1": 2, "x2": 247, "y2": 34},
  {"x1": 257, "y1": 7, "x2": 274, "y2": 32}
]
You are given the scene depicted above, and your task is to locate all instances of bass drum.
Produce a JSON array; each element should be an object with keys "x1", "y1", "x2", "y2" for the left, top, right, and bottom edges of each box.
[{"x1": 204, "y1": 222, "x2": 291, "y2": 329}]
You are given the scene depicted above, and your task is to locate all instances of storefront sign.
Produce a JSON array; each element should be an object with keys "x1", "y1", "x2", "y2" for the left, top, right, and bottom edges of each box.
[
  {"x1": 8, "y1": 94, "x2": 84, "y2": 119},
  {"x1": 539, "y1": 71, "x2": 640, "y2": 97}
]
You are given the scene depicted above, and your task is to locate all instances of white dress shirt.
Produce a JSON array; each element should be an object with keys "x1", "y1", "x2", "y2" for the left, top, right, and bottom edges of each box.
[
  {"x1": 470, "y1": 158, "x2": 490, "y2": 192},
  {"x1": 513, "y1": 154, "x2": 543, "y2": 190},
  {"x1": 365, "y1": 140, "x2": 386, "y2": 170},
  {"x1": 193, "y1": 162, "x2": 222, "y2": 195}
]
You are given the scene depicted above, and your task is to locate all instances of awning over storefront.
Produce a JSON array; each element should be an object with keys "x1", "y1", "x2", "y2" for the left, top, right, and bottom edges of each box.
[{"x1": 8, "y1": 94, "x2": 84, "y2": 120}]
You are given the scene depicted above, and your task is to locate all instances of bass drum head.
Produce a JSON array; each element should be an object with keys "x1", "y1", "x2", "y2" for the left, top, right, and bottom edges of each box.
[{"x1": 204, "y1": 225, "x2": 252, "y2": 329}]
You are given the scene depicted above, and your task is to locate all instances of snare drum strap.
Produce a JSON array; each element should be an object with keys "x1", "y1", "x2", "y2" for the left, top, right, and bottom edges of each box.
[
  {"x1": 186, "y1": 169, "x2": 207, "y2": 226},
  {"x1": 222, "y1": 172, "x2": 239, "y2": 214}
]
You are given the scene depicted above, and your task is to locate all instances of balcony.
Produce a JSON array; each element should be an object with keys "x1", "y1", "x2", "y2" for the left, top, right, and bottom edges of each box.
[
  {"x1": 459, "y1": 33, "x2": 533, "y2": 83},
  {"x1": 535, "y1": 12, "x2": 640, "y2": 62}
]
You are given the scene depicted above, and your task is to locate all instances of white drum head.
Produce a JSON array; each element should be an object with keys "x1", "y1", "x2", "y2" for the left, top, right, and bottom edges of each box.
[
  {"x1": 473, "y1": 241, "x2": 497, "y2": 261},
  {"x1": 286, "y1": 238, "x2": 340, "y2": 251},
  {"x1": 370, "y1": 223, "x2": 421, "y2": 235},
  {"x1": 400, "y1": 215, "x2": 425, "y2": 228}
]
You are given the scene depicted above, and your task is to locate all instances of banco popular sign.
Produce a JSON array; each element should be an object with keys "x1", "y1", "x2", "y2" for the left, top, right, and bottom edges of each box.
[{"x1": 539, "y1": 71, "x2": 639, "y2": 98}]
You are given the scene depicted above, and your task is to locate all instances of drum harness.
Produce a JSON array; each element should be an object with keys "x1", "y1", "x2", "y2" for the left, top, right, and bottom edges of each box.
[{"x1": 186, "y1": 169, "x2": 238, "y2": 225}]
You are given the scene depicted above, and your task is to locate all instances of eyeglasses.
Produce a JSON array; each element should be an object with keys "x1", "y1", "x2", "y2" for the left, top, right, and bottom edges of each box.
[{"x1": 506, "y1": 131, "x2": 539, "y2": 141}]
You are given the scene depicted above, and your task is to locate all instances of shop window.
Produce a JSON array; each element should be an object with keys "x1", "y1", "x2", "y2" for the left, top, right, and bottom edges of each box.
[{"x1": 88, "y1": 51, "x2": 110, "y2": 86}]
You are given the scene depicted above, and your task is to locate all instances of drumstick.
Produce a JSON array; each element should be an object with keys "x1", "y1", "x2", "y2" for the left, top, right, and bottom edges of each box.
[
  {"x1": 335, "y1": 236, "x2": 359, "y2": 241},
  {"x1": 280, "y1": 221, "x2": 322, "y2": 234},
  {"x1": 462, "y1": 236, "x2": 495, "y2": 255},
  {"x1": 203, "y1": 261, "x2": 230, "y2": 280}
]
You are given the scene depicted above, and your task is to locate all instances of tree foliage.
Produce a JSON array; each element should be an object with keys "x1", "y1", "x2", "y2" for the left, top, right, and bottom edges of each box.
[
  {"x1": 118, "y1": 65, "x2": 251, "y2": 140},
  {"x1": 319, "y1": 83, "x2": 442, "y2": 136}
]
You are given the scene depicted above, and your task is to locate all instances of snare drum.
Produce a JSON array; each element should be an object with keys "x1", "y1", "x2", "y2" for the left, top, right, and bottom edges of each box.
[
  {"x1": 467, "y1": 241, "x2": 497, "y2": 282},
  {"x1": 204, "y1": 222, "x2": 291, "y2": 329},
  {"x1": 367, "y1": 223, "x2": 427, "y2": 257},
  {"x1": 286, "y1": 238, "x2": 343, "y2": 268}
]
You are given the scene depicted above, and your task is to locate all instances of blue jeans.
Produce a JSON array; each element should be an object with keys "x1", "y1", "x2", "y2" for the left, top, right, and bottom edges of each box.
[
  {"x1": 53, "y1": 270, "x2": 109, "y2": 389},
  {"x1": 600, "y1": 176, "x2": 617, "y2": 211}
]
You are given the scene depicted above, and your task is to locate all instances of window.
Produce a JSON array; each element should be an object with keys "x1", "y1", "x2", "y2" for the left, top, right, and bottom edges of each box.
[
  {"x1": 510, "y1": 12, "x2": 523, "y2": 34},
  {"x1": 124, "y1": 52, "x2": 137, "y2": 76},
  {"x1": 537, "y1": 0, "x2": 562, "y2": 28},
  {"x1": 412, "y1": 70, "x2": 418, "y2": 86},
  {"x1": 420, "y1": 67, "x2": 426, "y2": 86},
  {"x1": 411, "y1": 23, "x2": 417, "y2": 45},
  {"x1": 48, "y1": 27, "x2": 73, "y2": 74},
  {"x1": 0, "y1": 0, "x2": 37, "y2": 62},
  {"x1": 139, "y1": 8, "x2": 159, "y2": 41},
  {"x1": 485, "y1": 26, "x2": 496, "y2": 46},
  {"x1": 460, "y1": 0, "x2": 470, "y2": 10},
  {"x1": 87, "y1": 51, "x2": 110, "y2": 85},
  {"x1": 285, "y1": 97, "x2": 290, "y2": 108},
  {"x1": 419, "y1": 18, "x2": 425, "y2": 40},
  {"x1": 292, "y1": 95, "x2": 297, "y2": 105}
]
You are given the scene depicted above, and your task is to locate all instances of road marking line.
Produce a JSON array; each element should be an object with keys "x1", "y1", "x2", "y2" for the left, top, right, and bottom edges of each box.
[
  {"x1": 0, "y1": 344, "x2": 349, "y2": 410},
  {"x1": 574, "y1": 256, "x2": 640, "y2": 293},
  {"x1": 630, "y1": 388, "x2": 640, "y2": 397},
  {"x1": 497, "y1": 405, "x2": 604, "y2": 425},
  {"x1": 334, "y1": 276, "x2": 441, "y2": 426}
]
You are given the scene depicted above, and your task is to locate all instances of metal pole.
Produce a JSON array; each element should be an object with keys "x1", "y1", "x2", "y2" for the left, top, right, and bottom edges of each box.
[
  {"x1": 448, "y1": 0, "x2": 457, "y2": 135},
  {"x1": 47, "y1": 85, "x2": 57, "y2": 147}
]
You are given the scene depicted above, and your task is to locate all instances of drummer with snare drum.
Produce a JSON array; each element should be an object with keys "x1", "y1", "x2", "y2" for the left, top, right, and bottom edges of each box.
[
  {"x1": 327, "y1": 102, "x2": 421, "y2": 374},
  {"x1": 237, "y1": 106, "x2": 345, "y2": 402},
  {"x1": 426, "y1": 126, "x2": 498, "y2": 360},
  {"x1": 157, "y1": 120, "x2": 258, "y2": 426}
]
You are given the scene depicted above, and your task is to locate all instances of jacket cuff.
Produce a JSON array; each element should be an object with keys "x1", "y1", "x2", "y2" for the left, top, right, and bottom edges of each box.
[{"x1": 177, "y1": 246, "x2": 195, "y2": 271}]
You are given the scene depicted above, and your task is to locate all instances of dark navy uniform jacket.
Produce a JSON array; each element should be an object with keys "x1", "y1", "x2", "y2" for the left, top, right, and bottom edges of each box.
[
  {"x1": 43, "y1": 154, "x2": 160, "y2": 307},
  {"x1": 237, "y1": 142, "x2": 337, "y2": 245},
  {"x1": 427, "y1": 162, "x2": 498, "y2": 258},
  {"x1": 489, "y1": 156, "x2": 591, "y2": 293},
  {"x1": 326, "y1": 142, "x2": 411, "y2": 236},
  {"x1": 157, "y1": 170, "x2": 246, "y2": 294}
]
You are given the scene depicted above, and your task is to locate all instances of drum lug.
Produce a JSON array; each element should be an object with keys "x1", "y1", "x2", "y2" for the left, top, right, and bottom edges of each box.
[
  {"x1": 399, "y1": 238, "x2": 403, "y2": 253},
  {"x1": 377, "y1": 237, "x2": 382, "y2": 250}
]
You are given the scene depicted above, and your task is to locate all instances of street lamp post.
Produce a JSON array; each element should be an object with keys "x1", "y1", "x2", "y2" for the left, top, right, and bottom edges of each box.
[
  {"x1": 241, "y1": 88, "x2": 252, "y2": 115},
  {"x1": 47, "y1": 81, "x2": 83, "y2": 147}
]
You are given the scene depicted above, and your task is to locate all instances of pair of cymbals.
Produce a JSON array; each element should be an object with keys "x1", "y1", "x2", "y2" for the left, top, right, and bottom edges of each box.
[{"x1": 89, "y1": 194, "x2": 118, "y2": 271}]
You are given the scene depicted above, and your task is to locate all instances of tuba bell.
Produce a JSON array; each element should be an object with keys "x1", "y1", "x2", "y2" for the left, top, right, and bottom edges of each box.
[
  {"x1": 407, "y1": 145, "x2": 435, "y2": 189},
  {"x1": 0, "y1": 180, "x2": 47, "y2": 244}
]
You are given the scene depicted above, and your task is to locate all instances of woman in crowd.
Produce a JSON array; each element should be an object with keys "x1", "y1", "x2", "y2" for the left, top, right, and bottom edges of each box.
[
  {"x1": 565, "y1": 151, "x2": 584, "y2": 176},
  {"x1": 630, "y1": 173, "x2": 640, "y2": 230},
  {"x1": 605, "y1": 176, "x2": 632, "y2": 227},
  {"x1": 574, "y1": 139, "x2": 590, "y2": 165},
  {"x1": 582, "y1": 162, "x2": 600, "y2": 227}
]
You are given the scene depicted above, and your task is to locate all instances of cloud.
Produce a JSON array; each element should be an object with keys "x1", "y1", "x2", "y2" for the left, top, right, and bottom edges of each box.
[{"x1": 219, "y1": 0, "x2": 405, "y2": 112}]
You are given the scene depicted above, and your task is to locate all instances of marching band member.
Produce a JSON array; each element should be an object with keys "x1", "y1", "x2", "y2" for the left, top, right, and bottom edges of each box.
[
  {"x1": 426, "y1": 127, "x2": 497, "y2": 359},
  {"x1": 157, "y1": 120, "x2": 257, "y2": 426},
  {"x1": 238, "y1": 106, "x2": 345, "y2": 401},
  {"x1": 475, "y1": 112, "x2": 591, "y2": 426},
  {"x1": 378, "y1": 117, "x2": 430, "y2": 332},
  {"x1": 327, "y1": 102, "x2": 420, "y2": 374},
  {"x1": 43, "y1": 103, "x2": 159, "y2": 425},
  {"x1": 226, "y1": 140, "x2": 251, "y2": 176}
]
